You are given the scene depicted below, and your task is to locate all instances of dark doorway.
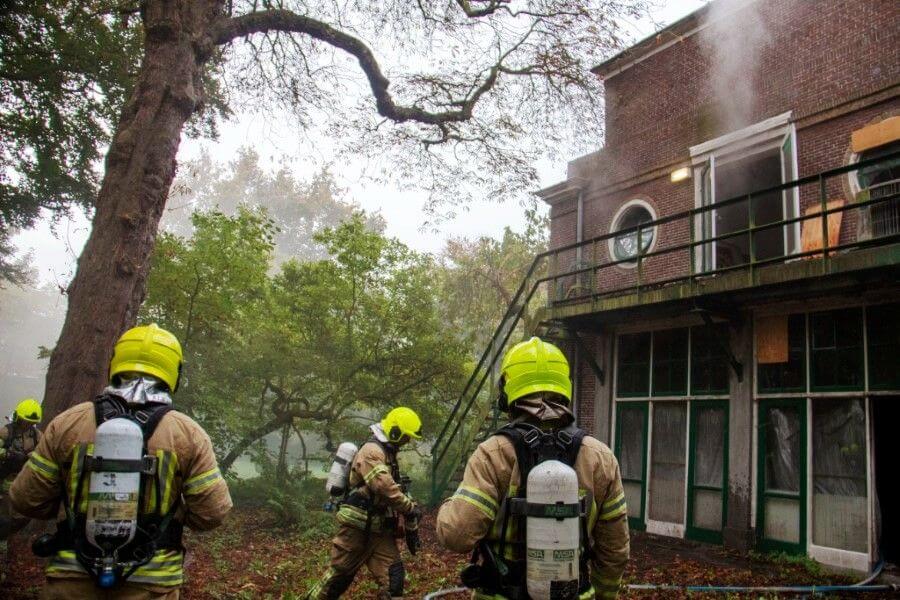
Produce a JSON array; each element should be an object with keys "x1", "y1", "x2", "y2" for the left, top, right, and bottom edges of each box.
[
  {"x1": 873, "y1": 396, "x2": 900, "y2": 563},
  {"x1": 714, "y1": 149, "x2": 785, "y2": 268}
]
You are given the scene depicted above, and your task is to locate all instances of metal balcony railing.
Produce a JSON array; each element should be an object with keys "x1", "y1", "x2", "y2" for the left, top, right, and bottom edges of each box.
[{"x1": 430, "y1": 150, "x2": 900, "y2": 503}]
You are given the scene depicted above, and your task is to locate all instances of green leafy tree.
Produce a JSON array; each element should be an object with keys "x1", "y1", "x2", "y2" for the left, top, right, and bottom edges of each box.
[
  {"x1": 0, "y1": 1, "x2": 226, "y2": 283},
  {"x1": 141, "y1": 211, "x2": 467, "y2": 474},
  {"x1": 163, "y1": 148, "x2": 384, "y2": 262},
  {"x1": 33, "y1": 0, "x2": 646, "y2": 421},
  {"x1": 439, "y1": 206, "x2": 549, "y2": 352}
]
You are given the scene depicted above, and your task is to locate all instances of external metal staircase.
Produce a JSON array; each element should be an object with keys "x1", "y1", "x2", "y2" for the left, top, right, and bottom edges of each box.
[{"x1": 429, "y1": 254, "x2": 552, "y2": 502}]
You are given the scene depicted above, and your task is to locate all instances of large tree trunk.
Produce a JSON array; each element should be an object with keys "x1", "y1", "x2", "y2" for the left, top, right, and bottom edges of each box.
[{"x1": 42, "y1": 1, "x2": 220, "y2": 421}]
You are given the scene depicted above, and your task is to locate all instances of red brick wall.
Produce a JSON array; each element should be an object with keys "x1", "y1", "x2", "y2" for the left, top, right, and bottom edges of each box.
[{"x1": 549, "y1": 0, "x2": 900, "y2": 258}]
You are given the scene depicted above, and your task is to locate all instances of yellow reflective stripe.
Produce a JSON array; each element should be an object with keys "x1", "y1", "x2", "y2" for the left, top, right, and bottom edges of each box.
[
  {"x1": 363, "y1": 463, "x2": 389, "y2": 483},
  {"x1": 26, "y1": 452, "x2": 59, "y2": 480},
  {"x1": 128, "y1": 550, "x2": 184, "y2": 586},
  {"x1": 453, "y1": 487, "x2": 497, "y2": 520},
  {"x1": 158, "y1": 450, "x2": 178, "y2": 512},
  {"x1": 336, "y1": 504, "x2": 382, "y2": 531},
  {"x1": 599, "y1": 493, "x2": 627, "y2": 521},
  {"x1": 460, "y1": 485, "x2": 498, "y2": 510},
  {"x1": 601, "y1": 491, "x2": 625, "y2": 509},
  {"x1": 47, "y1": 549, "x2": 183, "y2": 586},
  {"x1": 307, "y1": 567, "x2": 335, "y2": 597},
  {"x1": 67, "y1": 444, "x2": 91, "y2": 513},
  {"x1": 183, "y1": 467, "x2": 222, "y2": 495}
]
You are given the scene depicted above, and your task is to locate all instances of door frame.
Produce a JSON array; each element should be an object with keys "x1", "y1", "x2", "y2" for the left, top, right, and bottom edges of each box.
[
  {"x1": 686, "y1": 399, "x2": 729, "y2": 544},
  {"x1": 614, "y1": 401, "x2": 649, "y2": 531},
  {"x1": 756, "y1": 397, "x2": 808, "y2": 555}
]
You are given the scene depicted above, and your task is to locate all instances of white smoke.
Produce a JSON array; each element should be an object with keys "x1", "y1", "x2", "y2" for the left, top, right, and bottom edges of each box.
[{"x1": 701, "y1": 0, "x2": 777, "y2": 131}]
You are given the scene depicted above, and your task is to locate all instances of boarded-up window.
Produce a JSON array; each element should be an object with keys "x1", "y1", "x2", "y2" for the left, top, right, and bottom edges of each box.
[
  {"x1": 758, "y1": 314, "x2": 806, "y2": 393},
  {"x1": 800, "y1": 199, "x2": 843, "y2": 258},
  {"x1": 812, "y1": 398, "x2": 867, "y2": 552},
  {"x1": 649, "y1": 403, "x2": 687, "y2": 524},
  {"x1": 756, "y1": 315, "x2": 789, "y2": 364}
]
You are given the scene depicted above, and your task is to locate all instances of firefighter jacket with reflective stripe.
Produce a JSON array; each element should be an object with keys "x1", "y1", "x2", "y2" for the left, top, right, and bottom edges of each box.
[
  {"x1": 337, "y1": 440, "x2": 414, "y2": 532},
  {"x1": 436, "y1": 420, "x2": 629, "y2": 599},
  {"x1": 9, "y1": 401, "x2": 232, "y2": 591},
  {"x1": 0, "y1": 423, "x2": 40, "y2": 484}
]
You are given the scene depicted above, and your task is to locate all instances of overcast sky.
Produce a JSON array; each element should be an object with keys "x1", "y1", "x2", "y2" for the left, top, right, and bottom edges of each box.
[{"x1": 12, "y1": 1, "x2": 707, "y2": 287}]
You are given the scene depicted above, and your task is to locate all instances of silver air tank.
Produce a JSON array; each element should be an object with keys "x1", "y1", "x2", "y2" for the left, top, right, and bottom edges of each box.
[
  {"x1": 325, "y1": 442, "x2": 358, "y2": 497},
  {"x1": 526, "y1": 459, "x2": 580, "y2": 600},
  {"x1": 86, "y1": 418, "x2": 144, "y2": 587}
]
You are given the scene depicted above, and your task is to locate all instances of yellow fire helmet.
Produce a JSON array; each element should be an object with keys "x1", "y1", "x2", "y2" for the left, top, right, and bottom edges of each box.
[
  {"x1": 109, "y1": 323, "x2": 183, "y2": 392},
  {"x1": 381, "y1": 407, "x2": 423, "y2": 443},
  {"x1": 14, "y1": 398, "x2": 42, "y2": 423},
  {"x1": 499, "y1": 337, "x2": 571, "y2": 411}
]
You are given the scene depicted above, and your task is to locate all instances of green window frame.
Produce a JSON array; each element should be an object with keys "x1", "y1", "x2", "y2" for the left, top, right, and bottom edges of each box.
[
  {"x1": 757, "y1": 314, "x2": 806, "y2": 394},
  {"x1": 810, "y1": 308, "x2": 864, "y2": 392},
  {"x1": 686, "y1": 400, "x2": 729, "y2": 544},
  {"x1": 616, "y1": 333, "x2": 651, "y2": 397},
  {"x1": 651, "y1": 328, "x2": 688, "y2": 396},
  {"x1": 756, "y1": 398, "x2": 807, "y2": 555},
  {"x1": 690, "y1": 325, "x2": 730, "y2": 396},
  {"x1": 614, "y1": 401, "x2": 649, "y2": 530},
  {"x1": 867, "y1": 302, "x2": 900, "y2": 391}
]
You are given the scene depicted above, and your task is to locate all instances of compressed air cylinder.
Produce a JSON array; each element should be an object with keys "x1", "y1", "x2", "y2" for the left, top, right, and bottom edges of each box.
[
  {"x1": 325, "y1": 442, "x2": 358, "y2": 496},
  {"x1": 526, "y1": 459, "x2": 580, "y2": 600},
  {"x1": 86, "y1": 418, "x2": 143, "y2": 553}
]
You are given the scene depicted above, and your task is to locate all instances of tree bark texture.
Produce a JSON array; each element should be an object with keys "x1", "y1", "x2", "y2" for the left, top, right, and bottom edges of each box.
[{"x1": 42, "y1": 0, "x2": 221, "y2": 421}]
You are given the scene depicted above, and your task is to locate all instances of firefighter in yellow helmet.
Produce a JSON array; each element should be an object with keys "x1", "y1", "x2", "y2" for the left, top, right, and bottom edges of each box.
[
  {"x1": 436, "y1": 337, "x2": 630, "y2": 599},
  {"x1": 306, "y1": 407, "x2": 423, "y2": 599},
  {"x1": 10, "y1": 324, "x2": 232, "y2": 599},
  {"x1": 1, "y1": 398, "x2": 43, "y2": 581}
]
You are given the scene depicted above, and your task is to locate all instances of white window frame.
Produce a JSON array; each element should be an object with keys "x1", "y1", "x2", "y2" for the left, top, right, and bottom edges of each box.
[
  {"x1": 607, "y1": 199, "x2": 658, "y2": 269},
  {"x1": 689, "y1": 112, "x2": 801, "y2": 272}
]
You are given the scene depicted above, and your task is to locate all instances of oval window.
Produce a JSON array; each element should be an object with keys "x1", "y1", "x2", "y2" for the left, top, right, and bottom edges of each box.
[{"x1": 609, "y1": 200, "x2": 657, "y2": 265}]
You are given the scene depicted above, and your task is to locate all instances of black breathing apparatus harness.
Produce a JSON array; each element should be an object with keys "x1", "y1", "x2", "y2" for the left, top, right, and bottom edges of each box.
[
  {"x1": 33, "y1": 394, "x2": 183, "y2": 586},
  {"x1": 461, "y1": 421, "x2": 595, "y2": 600}
]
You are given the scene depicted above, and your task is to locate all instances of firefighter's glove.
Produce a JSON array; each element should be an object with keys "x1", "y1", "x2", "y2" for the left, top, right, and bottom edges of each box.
[
  {"x1": 407, "y1": 504, "x2": 423, "y2": 523},
  {"x1": 405, "y1": 527, "x2": 420, "y2": 555},
  {"x1": 2, "y1": 449, "x2": 27, "y2": 469}
]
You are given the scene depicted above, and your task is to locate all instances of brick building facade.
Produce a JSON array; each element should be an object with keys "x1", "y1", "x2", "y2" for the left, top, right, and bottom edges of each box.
[{"x1": 538, "y1": 0, "x2": 899, "y2": 572}]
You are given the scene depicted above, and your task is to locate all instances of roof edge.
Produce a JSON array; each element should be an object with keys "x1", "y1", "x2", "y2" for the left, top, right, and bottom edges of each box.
[
  {"x1": 534, "y1": 178, "x2": 586, "y2": 205},
  {"x1": 591, "y1": 3, "x2": 711, "y2": 80}
]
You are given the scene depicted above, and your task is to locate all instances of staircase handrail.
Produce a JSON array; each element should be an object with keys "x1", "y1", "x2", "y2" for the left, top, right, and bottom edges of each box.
[{"x1": 431, "y1": 263, "x2": 550, "y2": 496}]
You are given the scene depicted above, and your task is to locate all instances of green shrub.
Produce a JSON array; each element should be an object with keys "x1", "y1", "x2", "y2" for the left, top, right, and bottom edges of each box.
[{"x1": 230, "y1": 473, "x2": 335, "y2": 538}]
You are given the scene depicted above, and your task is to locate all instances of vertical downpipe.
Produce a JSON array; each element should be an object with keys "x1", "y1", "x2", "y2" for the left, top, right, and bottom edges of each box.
[{"x1": 574, "y1": 191, "x2": 584, "y2": 418}]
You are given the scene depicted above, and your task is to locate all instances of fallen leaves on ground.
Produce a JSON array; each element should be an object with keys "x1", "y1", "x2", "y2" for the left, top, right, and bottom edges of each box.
[{"x1": 3, "y1": 509, "x2": 892, "y2": 599}]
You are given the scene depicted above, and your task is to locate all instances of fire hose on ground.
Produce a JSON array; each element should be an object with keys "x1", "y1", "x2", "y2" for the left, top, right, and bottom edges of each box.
[{"x1": 422, "y1": 560, "x2": 897, "y2": 598}]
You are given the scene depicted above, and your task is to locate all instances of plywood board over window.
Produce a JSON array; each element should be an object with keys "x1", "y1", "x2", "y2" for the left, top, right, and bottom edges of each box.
[
  {"x1": 851, "y1": 116, "x2": 900, "y2": 153},
  {"x1": 801, "y1": 199, "x2": 844, "y2": 258},
  {"x1": 757, "y1": 315, "x2": 789, "y2": 364}
]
